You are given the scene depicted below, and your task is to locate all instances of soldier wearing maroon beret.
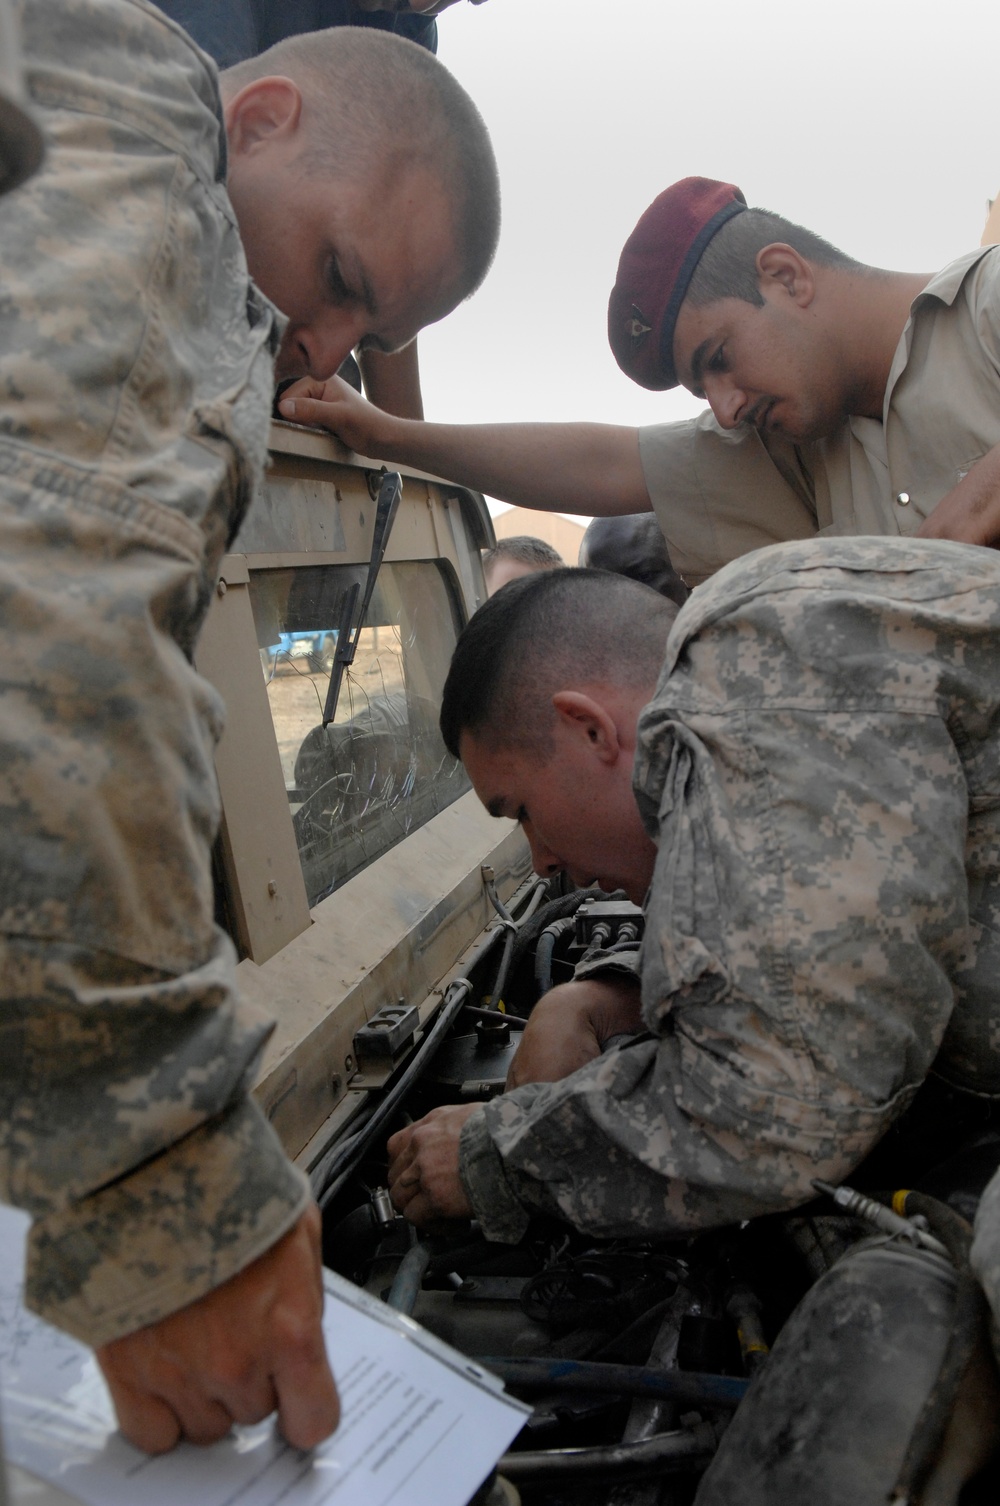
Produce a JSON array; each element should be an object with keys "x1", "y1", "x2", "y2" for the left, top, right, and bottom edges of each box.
[
  {"x1": 603, "y1": 174, "x2": 1000, "y2": 577},
  {"x1": 283, "y1": 173, "x2": 1000, "y2": 583}
]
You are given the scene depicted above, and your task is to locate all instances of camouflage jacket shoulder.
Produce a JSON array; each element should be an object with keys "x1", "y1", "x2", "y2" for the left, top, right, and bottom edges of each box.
[
  {"x1": 461, "y1": 537, "x2": 1000, "y2": 1243},
  {"x1": 0, "y1": 0, "x2": 305, "y2": 1348}
]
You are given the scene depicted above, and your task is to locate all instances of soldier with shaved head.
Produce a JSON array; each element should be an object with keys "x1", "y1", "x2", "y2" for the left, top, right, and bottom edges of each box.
[
  {"x1": 482, "y1": 534, "x2": 564, "y2": 594},
  {"x1": 0, "y1": 0, "x2": 498, "y2": 1456}
]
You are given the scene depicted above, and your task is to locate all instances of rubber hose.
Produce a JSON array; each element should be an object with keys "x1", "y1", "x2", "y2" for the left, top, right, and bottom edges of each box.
[
  {"x1": 887, "y1": 1191, "x2": 987, "y2": 1506},
  {"x1": 497, "y1": 1420, "x2": 718, "y2": 1483},
  {"x1": 484, "y1": 874, "x2": 514, "y2": 924},
  {"x1": 896, "y1": 1190, "x2": 973, "y2": 1265},
  {"x1": 516, "y1": 880, "x2": 548, "y2": 924},
  {"x1": 386, "y1": 1240, "x2": 433, "y2": 1314},
  {"x1": 534, "y1": 917, "x2": 576, "y2": 998},
  {"x1": 482, "y1": 1357, "x2": 748, "y2": 1409}
]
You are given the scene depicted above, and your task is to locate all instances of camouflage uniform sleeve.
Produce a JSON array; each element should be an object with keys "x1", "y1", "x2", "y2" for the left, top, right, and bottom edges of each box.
[
  {"x1": 460, "y1": 539, "x2": 1000, "y2": 1242},
  {"x1": 459, "y1": 1106, "x2": 536, "y2": 1245},
  {"x1": 573, "y1": 941, "x2": 643, "y2": 986},
  {"x1": 461, "y1": 1029, "x2": 824, "y2": 1243},
  {"x1": 0, "y1": 0, "x2": 309, "y2": 1347},
  {"x1": 5, "y1": 936, "x2": 311, "y2": 1348}
]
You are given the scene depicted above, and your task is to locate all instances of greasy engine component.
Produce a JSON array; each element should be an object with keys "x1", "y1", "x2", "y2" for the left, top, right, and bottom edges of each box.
[
  {"x1": 573, "y1": 898, "x2": 645, "y2": 951},
  {"x1": 723, "y1": 1284, "x2": 769, "y2": 1375},
  {"x1": 316, "y1": 885, "x2": 795, "y2": 1503},
  {"x1": 314, "y1": 871, "x2": 994, "y2": 1503},
  {"x1": 489, "y1": 885, "x2": 639, "y2": 1006},
  {"x1": 527, "y1": 894, "x2": 645, "y2": 1001},
  {"x1": 693, "y1": 1239, "x2": 1000, "y2": 1506},
  {"x1": 418, "y1": 1240, "x2": 693, "y2": 1367},
  {"x1": 517, "y1": 1248, "x2": 683, "y2": 1342},
  {"x1": 427, "y1": 1015, "x2": 525, "y2": 1101},
  {"x1": 388, "y1": 877, "x2": 633, "y2": 1116}
]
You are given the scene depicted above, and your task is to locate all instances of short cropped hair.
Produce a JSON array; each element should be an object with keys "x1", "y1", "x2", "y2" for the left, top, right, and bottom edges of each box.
[
  {"x1": 687, "y1": 206, "x2": 862, "y2": 310},
  {"x1": 222, "y1": 29, "x2": 501, "y2": 300},
  {"x1": 440, "y1": 567, "x2": 678, "y2": 759},
  {"x1": 578, "y1": 514, "x2": 690, "y2": 608},
  {"x1": 482, "y1": 535, "x2": 564, "y2": 574}
]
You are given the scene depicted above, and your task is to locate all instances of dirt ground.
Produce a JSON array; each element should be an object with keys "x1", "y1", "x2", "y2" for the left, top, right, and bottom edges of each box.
[{"x1": 265, "y1": 628, "x2": 406, "y2": 785}]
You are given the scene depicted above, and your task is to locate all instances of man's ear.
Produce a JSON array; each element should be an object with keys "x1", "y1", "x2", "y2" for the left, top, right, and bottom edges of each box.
[
  {"x1": 756, "y1": 243, "x2": 816, "y2": 308},
  {"x1": 551, "y1": 691, "x2": 622, "y2": 765},
  {"x1": 223, "y1": 76, "x2": 303, "y2": 159}
]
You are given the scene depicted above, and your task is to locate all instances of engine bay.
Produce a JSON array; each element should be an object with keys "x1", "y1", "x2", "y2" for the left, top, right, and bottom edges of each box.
[{"x1": 310, "y1": 875, "x2": 1000, "y2": 1505}]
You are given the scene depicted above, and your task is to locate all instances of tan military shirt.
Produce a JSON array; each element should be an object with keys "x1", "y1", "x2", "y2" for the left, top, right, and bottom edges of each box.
[{"x1": 639, "y1": 248, "x2": 1000, "y2": 585}]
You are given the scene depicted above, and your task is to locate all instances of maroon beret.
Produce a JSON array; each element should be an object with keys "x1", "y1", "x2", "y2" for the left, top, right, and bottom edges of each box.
[{"x1": 608, "y1": 177, "x2": 747, "y2": 391}]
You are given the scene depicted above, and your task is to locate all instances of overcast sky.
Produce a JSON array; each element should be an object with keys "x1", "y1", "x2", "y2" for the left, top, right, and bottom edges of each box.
[{"x1": 414, "y1": 0, "x2": 999, "y2": 518}]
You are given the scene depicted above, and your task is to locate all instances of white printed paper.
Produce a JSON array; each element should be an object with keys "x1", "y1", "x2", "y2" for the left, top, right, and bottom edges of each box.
[{"x1": 0, "y1": 1205, "x2": 528, "y2": 1506}]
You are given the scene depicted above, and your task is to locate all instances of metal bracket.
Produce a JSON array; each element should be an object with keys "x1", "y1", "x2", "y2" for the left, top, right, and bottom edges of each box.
[
  {"x1": 353, "y1": 1002, "x2": 420, "y2": 1066},
  {"x1": 574, "y1": 898, "x2": 645, "y2": 948}
]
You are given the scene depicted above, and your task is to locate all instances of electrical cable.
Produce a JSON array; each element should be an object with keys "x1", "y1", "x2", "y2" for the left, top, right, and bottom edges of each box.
[
  {"x1": 483, "y1": 867, "x2": 514, "y2": 924},
  {"x1": 484, "y1": 875, "x2": 547, "y2": 1009},
  {"x1": 313, "y1": 872, "x2": 542, "y2": 1207},
  {"x1": 312, "y1": 978, "x2": 475, "y2": 1207},
  {"x1": 488, "y1": 920, "x2": 517, "y2": 1011}
]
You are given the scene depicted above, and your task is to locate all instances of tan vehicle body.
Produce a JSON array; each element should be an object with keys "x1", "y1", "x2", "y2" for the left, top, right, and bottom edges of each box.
[{"x1": 197, "y1": 421, "x2": 528, "y2": 1183}]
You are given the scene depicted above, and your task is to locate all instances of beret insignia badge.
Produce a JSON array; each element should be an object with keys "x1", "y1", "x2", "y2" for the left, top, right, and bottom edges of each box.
[{"x1": 628, "y1": 305, "x2": 652, "y2": 346}]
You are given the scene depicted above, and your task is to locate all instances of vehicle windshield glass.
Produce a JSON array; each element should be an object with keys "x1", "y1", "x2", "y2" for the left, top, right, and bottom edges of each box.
[{"x1": 249, "y1": 561, "x2": 470, "y2": 907}]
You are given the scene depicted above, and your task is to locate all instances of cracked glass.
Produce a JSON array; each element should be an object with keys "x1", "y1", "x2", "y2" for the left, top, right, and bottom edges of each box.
[{"x1": 249, "y1": 561, "x2": 470, "y2": 906}]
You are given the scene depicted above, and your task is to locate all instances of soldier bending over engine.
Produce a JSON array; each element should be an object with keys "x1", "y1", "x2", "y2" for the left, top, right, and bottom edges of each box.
[{"x1": 387, "y1": 541, "x2": 1000, "y2": 1255}]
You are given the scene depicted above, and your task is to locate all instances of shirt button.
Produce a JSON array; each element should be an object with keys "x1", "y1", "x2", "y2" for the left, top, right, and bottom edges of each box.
[{"x1": 895, "y1": 491, "x2": 911, "y2": 506}]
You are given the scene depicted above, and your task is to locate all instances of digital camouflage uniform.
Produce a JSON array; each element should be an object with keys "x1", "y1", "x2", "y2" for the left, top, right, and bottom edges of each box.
[
  {"x1": 0, "y1": 0, "x2": 310, "y2": 1346},
  {"x1": 460, "y1": 537, "x2": 1000, "y2": 1242}
]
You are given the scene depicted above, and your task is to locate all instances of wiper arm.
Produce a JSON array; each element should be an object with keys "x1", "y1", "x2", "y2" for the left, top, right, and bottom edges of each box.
[{"x1": 322, "y1": 469, "x2": 402, "y2": 728}]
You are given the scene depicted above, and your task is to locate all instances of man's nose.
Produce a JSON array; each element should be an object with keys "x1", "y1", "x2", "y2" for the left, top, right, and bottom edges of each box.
[
  {"x1": 525, "y1": 825, "x2": 563, "y2": 879},
  {"x1": 704, "y1": 377, "x2": 747, "y2": 431},
  {"x1": 298, "y1": 312, "x2": 368, "y2": 382}
]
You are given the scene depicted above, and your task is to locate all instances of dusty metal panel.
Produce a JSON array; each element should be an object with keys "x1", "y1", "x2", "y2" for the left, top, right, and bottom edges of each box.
[
  {"x1": 195, "y1": 573, "x2": 312, "y2": 964},
  {"x1": 242, "y1": 461, "x2": 442, "y2": 569},
  {"x1": 240, "y1": 427, "x2": 490, "y2": 584},
  {"x1": 197, "y1": 427, "x2": 522, "y2": 1160},
  {"x1": 245, "y1": 793, "x2": 529, "y2": 1159}
]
